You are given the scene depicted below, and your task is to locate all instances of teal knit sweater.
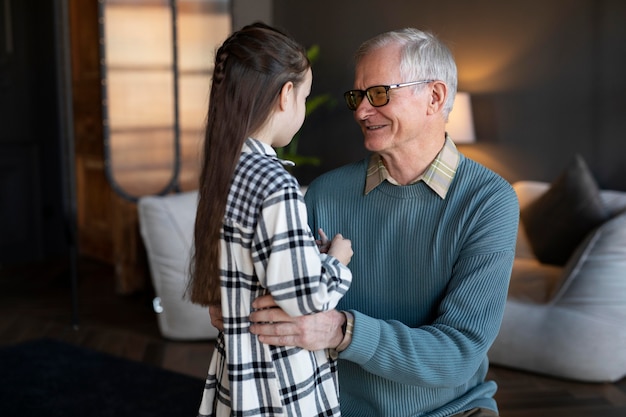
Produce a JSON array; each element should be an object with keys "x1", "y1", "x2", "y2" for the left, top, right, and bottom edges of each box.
[{"x1": 304, "y1": 155, "x2": 519, "y2": 417}]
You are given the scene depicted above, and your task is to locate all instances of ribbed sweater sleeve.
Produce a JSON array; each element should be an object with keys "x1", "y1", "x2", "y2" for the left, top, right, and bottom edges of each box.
[{"x1": 304, "y1": 156, "x2": 519, "y2": 416}]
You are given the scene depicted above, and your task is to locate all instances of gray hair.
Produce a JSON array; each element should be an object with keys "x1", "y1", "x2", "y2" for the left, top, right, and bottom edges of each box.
[{"x1": 355, "y1": 28, "x2": 458, "y2": 118}]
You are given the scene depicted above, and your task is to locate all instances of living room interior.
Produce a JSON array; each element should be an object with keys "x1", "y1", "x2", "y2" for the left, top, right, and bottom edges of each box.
[{"x1": 1, "y1": 0, "x2": 625, "y2": 416}]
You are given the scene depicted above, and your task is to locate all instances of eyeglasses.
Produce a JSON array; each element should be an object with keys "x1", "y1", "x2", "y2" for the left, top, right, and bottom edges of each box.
[{"x1": 343, "y1": 80, "x2": 434, "y2": 111}]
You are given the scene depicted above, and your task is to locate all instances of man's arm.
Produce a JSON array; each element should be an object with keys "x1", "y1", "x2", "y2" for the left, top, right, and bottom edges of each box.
[
  {"x1": 248, "y1": 294, "x2": 346, "y2": 351},
  {"x1": 208, "y1": 296, "x2": 346, "y2": 351}
]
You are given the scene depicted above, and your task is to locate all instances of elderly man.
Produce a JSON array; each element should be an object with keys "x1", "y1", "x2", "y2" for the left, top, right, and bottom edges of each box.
[{"x1": 246, "y1": 27, "x2": 519, "y2": 417}]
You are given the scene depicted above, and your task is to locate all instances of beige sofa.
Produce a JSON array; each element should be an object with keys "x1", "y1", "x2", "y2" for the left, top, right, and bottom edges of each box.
[{"x1": 488, "y1": 181, "x2": 626, "y2": 382}]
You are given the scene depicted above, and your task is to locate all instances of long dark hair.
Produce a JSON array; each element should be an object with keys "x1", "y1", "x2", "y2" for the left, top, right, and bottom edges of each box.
[{"x1": 188, "y1": 22, "x2": 310, "y2": 306}]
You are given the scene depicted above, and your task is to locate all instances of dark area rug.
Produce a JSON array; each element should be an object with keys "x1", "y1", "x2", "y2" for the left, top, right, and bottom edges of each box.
[{"x1": 0, "y1": 339, "x2": 205, "y2": 417}]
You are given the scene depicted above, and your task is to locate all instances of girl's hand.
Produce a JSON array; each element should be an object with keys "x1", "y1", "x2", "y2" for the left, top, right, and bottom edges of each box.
[
  {"x1": 327, "y1": 233, "x2": 353, "y2": 266},
  {"x1": 316, "y1": 228, "x2": 331, "y2": 253}
]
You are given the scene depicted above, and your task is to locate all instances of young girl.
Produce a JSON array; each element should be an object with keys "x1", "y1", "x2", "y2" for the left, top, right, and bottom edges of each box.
[{"x1": 189, "y1": 23, "x2": 353, "y2": 417}]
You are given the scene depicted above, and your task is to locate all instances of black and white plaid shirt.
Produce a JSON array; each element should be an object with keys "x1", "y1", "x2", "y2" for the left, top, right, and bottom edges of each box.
[{"x1": 198, "y1": 138, "x2": 352, "y2": 417}]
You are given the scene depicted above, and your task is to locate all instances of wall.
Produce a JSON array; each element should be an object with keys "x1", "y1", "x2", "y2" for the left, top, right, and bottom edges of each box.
[
  {"x1": 269, "y1": 0, "x2": 626, "y2": 190},
  {"x1": 231, "y1": 0, "x2": 272, "y2": 29},
  {"x1": 0, "y1": 0, "x2": 68, "y2": 263}
]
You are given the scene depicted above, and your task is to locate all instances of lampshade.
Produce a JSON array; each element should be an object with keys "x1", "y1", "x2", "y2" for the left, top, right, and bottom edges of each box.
[{"x1": 446, "y1": 92, "x2": 476, "y2": 144}]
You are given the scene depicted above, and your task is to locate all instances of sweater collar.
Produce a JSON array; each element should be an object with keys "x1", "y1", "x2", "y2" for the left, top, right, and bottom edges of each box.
[{"x1": 364, "y1": 134, "x2": 460, "y2": 199}]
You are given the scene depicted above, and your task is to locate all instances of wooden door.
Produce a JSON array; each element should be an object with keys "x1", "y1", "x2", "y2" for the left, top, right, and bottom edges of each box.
[{"x1": 69, "y1": 0, "x2": 147, "y2": 293}]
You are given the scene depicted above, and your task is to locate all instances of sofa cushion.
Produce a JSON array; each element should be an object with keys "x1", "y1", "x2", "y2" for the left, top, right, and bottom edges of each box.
[
  {"x1": 550, "y1": 209, "x2": 626, "y2": 303},
  {"x1": 520, "y1": 155, "x2": 609, "y2": 266},
  {"x1": 138, "y1": 191, "x2": 219, "y2": 340}
]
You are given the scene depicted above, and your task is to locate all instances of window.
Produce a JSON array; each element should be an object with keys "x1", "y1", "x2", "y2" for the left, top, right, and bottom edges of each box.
[{"x1": 99, "y1": 0, "x2": 231, "y2": 199}]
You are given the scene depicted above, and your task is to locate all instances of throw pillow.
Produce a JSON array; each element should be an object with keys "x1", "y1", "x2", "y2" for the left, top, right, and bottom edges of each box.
[
  {"x1": 520, "y1": 155, "x2": 609, "y2": 266},
  {"x1": 549, "y1": 209, "x2": 626, "y2": 302}
]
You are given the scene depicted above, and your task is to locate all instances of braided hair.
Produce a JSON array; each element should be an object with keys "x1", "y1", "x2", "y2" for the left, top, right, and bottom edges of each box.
[{"x1": 189, "y1": 22, "x2": 310, "y2": 306}]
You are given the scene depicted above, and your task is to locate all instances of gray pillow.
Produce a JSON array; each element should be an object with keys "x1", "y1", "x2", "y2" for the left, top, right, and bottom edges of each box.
[
  {"x1": 521, "y1": 155, "x2": 609, "y2": 266},
  {"x1": 550, "y1": 209, "x2": 626, "y2": 302}
]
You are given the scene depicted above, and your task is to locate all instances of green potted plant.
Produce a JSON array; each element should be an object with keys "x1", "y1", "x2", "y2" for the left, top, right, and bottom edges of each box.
[{"x1": 276, "y1": 45, "x2": 336, "y2": 168}]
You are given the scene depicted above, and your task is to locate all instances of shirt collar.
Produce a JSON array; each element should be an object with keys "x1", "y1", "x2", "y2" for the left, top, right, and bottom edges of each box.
[
  {"x1": 243, "y1": 138, "x2": 295, "y2": 167},
  {"x1": 364, "y1": 134, "x2": 460, "y2": 199}
]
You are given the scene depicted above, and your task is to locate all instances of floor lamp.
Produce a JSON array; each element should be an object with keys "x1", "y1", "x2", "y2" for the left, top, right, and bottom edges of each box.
[{"x1": 447, "y1": 91, "x2": 476, "y2": 144}]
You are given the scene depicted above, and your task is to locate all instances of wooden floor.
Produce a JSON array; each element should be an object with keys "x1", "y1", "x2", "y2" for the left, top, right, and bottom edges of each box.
[{"x1": 1, "y1": 256, "x2": 625, "y2": 416}]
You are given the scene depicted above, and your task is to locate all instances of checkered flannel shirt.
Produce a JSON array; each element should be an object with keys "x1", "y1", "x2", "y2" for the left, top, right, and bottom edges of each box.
[{"x1": 198, "y1": 138, "x2": 352, "y2": 417}]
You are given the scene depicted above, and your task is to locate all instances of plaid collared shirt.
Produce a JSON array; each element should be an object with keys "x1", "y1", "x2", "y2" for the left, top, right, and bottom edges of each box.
[
  {"x1": 364, "y1": 134, "x2": 460, "y2": 198},
  {"x1": 198, "y1": 138, "x2": 352, "y2": 417}
]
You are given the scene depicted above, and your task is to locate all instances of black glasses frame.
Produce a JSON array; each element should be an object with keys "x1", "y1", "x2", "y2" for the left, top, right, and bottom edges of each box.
[{"x1": 343, "y1": 80, "x2": 434, "y2": 111}]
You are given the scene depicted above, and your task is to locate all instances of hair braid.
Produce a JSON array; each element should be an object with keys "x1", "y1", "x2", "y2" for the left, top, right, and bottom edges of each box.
[{"x1": 212, "y1": 48, "x2": 228, "y2": 85}]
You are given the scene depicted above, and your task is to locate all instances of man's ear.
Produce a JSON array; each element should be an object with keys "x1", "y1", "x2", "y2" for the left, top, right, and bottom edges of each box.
[
  {"x1": 427, "y1": 81, "x2": 447, "y2": 115},
  {"x1": 278, "y1": 81, "x2": 294, "y2": 111}
]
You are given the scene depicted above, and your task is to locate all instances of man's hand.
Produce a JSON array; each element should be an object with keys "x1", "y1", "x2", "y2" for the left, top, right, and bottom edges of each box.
[
  {"x1": 249, "y1": 294, "x2": 345, "y2": 351},
  {"x1": 209, "y1": 304, "x2": 224, "y2": 331}
]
